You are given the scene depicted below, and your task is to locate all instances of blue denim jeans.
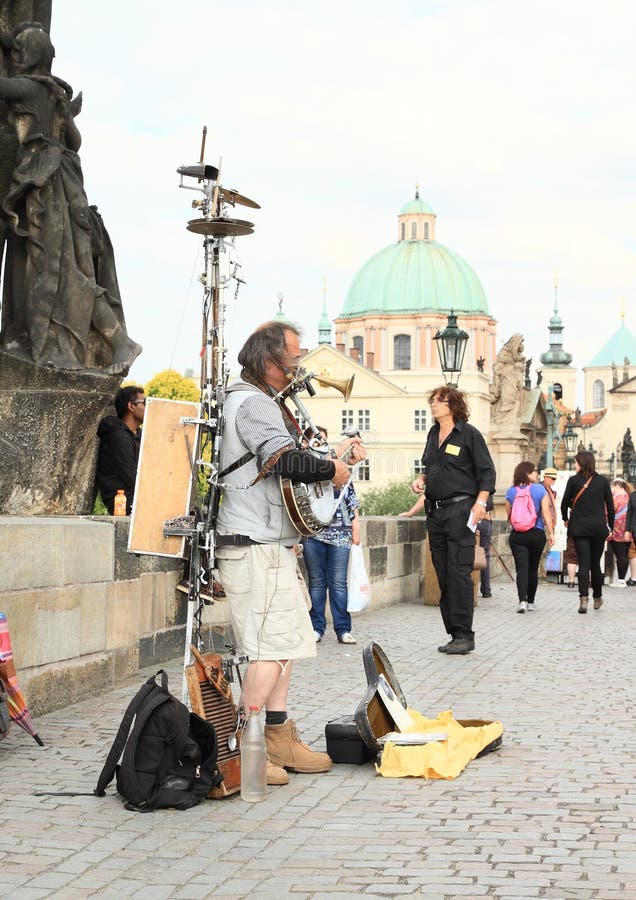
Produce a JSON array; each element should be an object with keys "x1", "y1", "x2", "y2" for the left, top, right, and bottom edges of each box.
[{"x1": 303, "y1": 538, "x2": 352, "y2": 637}]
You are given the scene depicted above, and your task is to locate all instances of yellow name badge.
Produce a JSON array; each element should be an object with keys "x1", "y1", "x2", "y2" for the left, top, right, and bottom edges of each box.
[{"x1": 445, "y1": 444, "x2": 460, "y2": 456}]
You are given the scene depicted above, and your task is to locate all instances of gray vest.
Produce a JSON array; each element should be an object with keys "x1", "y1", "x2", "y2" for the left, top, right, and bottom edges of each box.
[{"x1": 216, "y1": 385, "x2": 299, "y2": 545}]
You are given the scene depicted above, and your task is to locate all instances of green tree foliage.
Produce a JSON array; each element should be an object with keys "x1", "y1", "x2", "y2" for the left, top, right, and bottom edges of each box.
[
  {"x1": 358, "y1": 479, "x2": 420, "y2": 516},
  {"x1": 145, "y1": 369, "x2": 200, "y2": 402}
]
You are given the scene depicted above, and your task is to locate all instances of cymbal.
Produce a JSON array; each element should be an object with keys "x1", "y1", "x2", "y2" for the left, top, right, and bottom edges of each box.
[
  {"x1": 177, "y1": 163, "x2": 219, "y2": 181},
  {"x1": 186, "y1": 217, "x2": 254, "y2": 237},
  {"x1": 218, "y1": 187, "x2": 261, "y2": 210}
]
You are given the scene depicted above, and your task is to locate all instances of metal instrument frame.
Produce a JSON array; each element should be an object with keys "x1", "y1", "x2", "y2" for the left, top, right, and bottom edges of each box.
[{"x1": 169, "y1": 128, "x2": 257, "y2": 702}]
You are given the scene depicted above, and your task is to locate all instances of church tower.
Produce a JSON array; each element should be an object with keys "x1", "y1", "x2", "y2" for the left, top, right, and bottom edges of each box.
[
  {"x1": 318, "y1": 279, "x2": 332, "y2": 345},
  {"x1": 539, "y1": 279, "x2": 577, "y2": 407}
]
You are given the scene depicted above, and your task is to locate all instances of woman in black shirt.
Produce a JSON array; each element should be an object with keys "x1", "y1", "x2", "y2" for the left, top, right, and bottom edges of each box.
[{"x1": 560, "y1": 450, "x2": 614, "y2": 613}]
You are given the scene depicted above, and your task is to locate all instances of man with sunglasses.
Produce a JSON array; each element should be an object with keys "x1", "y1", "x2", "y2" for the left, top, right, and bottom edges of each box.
[
  {"x1": 411, "y1": 386, "x2": 496, "y2": 655},
  {"x1": 95, "y1": 386, "x2": 146, "y2": 515}
]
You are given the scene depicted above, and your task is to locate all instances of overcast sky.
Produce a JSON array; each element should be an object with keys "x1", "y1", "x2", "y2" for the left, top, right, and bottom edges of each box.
[{"x1": 51, "y1": 0, "x2": 635, "y2": 400}]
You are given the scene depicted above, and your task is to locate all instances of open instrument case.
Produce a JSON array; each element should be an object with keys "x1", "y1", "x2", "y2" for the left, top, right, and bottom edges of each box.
[{"x1": 325, "y1": 642, "x2": 502, "y2": 763}]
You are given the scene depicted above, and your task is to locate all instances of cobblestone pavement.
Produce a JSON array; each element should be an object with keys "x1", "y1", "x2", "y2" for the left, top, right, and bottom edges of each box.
[{"x1": 2, "y1": 578, "x2": 636, "y2": 899}]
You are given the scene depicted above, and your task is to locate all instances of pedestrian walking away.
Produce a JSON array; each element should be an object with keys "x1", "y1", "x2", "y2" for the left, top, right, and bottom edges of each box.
[
  {"x1": 505, "y1": 462, "x2": 555, "y2": 613},
  {"x1": 607, "y1": 479, "x2": 632, "y2": 587},
  {"x1": 560, "y1": 450, "x2": 614, "y2": 614}
]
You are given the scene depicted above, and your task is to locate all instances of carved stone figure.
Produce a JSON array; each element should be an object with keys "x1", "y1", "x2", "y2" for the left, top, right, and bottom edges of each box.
[
  {"x1": 490, "y1": 333, "x2": 525, "y2": 427},
  {"x1": 0, "y1": 22, "x2": 141, "y2": 373},
  {"x1": 476, "y1": 355, "x2": 485, "y2": 373},
  {"x1": 0, "y1": 15, "x2": 139, "y2": 515},
  {"x1": 623, "y1": 356, "x2": 630, "y2": 383},
  {"x1": 524, "y1": 356, "x2": 532, "y2": 388},
  {"x1": 621, "y1": 428, "x2": 634, "y2": 469},
  {"x1": 612, "y1": 363, "x2": 618, "y2": 387}
]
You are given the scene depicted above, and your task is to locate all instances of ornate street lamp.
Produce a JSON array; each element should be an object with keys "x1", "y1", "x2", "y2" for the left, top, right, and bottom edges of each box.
[
  {"x1": 563, "y1": 419, "x2": 579, "y2": 470},
  {"x1": 608, "y1": 452, "x2": 616, "y2": 480},
  {"x1": 627, "y1": 453, "x2": 636, "y2": 483},
  {"x1": 433, "y1": 311, "x2": 469, "y2": 387}
]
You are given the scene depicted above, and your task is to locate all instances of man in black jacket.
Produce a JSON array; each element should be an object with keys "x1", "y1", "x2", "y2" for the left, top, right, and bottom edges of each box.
[{"x1": 95, "y1": 386, "x2": 145, "y2": 514}]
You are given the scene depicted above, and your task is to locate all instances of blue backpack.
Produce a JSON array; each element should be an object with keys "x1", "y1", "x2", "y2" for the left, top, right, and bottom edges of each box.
[{"x1": 510, "y1": 485, "x2": 538, "y2": 532}]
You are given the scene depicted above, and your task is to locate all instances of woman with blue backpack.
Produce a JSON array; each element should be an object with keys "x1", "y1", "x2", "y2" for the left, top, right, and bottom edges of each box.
[{"x1": 505, "y1": 461, "x2": 555, "y2": 613}]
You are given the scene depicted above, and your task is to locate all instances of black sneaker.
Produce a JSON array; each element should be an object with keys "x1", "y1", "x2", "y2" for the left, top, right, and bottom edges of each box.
[{"x1": 444, "y1": 638, "x2": 475, "y2": 655}]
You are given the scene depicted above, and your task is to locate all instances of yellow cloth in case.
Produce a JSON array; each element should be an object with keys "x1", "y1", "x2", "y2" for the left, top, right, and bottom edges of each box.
[{"x1": 376, "y1": 709, "x2": 504, "y2": 780}]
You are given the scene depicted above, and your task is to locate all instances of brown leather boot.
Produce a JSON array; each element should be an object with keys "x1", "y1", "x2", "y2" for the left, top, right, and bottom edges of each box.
[
  {"x1": 578, "y1": 596, "x2": 588, "y2": 614},
  {"x1": 266, "y1": 760, "x2": 289, "y2": 786},
  {"x1": 593, "y1": 596, "x2": 603, "y2": 610},
  {"x1": 265, "y1": 719, "x2": 333, "y2": 773},
  {"x1": 238, "y1": 726, "x2": 289, "y2": 785}
]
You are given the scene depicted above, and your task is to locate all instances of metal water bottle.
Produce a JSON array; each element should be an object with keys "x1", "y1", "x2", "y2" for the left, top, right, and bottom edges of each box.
[
  {"x1": 113, "y1": 490, "x2": 127, "y2": 516},
  {"x1": 240, "y1": 705, "x2": 267, "y2": 802}
]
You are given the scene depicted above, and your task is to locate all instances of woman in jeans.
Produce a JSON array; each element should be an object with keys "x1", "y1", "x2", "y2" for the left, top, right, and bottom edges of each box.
[
  {"x1": 560, "y1": 450, "x2": 614, "y2": 613},
  {"x1": 505, "y1": 461, "x2": 554, "y2": 613},
  {"x1": 302, "y1": 429, "x2": 360, "y2": 645}
]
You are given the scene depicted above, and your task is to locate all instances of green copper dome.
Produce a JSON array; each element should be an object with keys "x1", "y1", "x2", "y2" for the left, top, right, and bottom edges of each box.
[
  {"x1": 586, "y1": 320, "x2": 636, "y2": 367},
  {"x1": 340, "y1": 239, "x2": 490, "y2": 317},
  {"x1": 400, "y1": 196, "x2": 435, "y2": 215}
]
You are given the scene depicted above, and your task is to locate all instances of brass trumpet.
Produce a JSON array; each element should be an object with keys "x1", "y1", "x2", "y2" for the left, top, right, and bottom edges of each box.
[{"x1": 311, "y1": 372, "x2": 355, "y2": 401}]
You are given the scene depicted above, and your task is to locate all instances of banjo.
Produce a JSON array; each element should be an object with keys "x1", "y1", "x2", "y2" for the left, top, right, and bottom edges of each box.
[{"x1": 278, "y1": 370, "x2": 357, "y2": 537}]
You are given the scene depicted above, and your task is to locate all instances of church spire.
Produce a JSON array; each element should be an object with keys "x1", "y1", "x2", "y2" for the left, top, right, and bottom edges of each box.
[
  {"x1": 318, "y1": 277, "x2": 332, "y2": 344},
  {"x1": 540, "y1": 276, "x2": 573, "y2": 366}
]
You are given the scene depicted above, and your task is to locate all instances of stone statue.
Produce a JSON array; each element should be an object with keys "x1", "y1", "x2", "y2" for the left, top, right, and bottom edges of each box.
[
  {"x1": 0, "y1": 21, "x2": 141, "y2": 374},
  {"x1": 536, "y1": 369, "x2": 543, "y2": 386},
  {"x1": 524, "y1": 356, "x2": 532, "y2": 388},
  {"x1": 476, "y1": 355, "x2": 485, "y2": 373},
  {"x1": 490, "y1": 333, "x2": 525, "y2": 427},
  {"x1": 612, "y1": 363, "x2": 618, "y2": 387},
  {"x1": 0, "y1": 15, "x2": 141, "y2": 515},
  {"x1": 621, "y1": 428, "x2": 634, "y2": 471},
  {"x1": 623, "y1": 356, "x2": 630, "y2": 383}
]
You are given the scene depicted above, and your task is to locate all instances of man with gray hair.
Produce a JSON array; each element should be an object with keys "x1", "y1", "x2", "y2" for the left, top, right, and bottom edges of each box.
[{"x1": 216, "y1": 321, "x2": 365, "y2": 785}]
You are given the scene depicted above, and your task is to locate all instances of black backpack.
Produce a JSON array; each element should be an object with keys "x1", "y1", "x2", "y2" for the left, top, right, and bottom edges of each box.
[{"x1": 95, "y1": 670, "x2": 223, "y2": 812}]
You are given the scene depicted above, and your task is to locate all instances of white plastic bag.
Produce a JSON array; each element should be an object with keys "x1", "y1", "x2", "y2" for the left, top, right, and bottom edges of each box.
[{"x1": 347, "y1": 544, "x2": 371, "y2": 613}]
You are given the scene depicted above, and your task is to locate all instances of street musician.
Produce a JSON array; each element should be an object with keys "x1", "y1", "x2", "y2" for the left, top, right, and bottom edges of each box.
[{"x1": 216, "y1": 320, "x2": 365, "y2": 785}]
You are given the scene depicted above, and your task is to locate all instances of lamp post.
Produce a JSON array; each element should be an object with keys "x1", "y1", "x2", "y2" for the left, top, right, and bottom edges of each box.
[
  {"x1": 609, "y1": 452, "x2": 616, "y2": 480},
  {"x1": 433, "y1": 311, "x2": 469, "y2": 387},
  {"x1": 563, "y1": 419, "x2": 579, "y2": 470},
  {"x1": 627, "y1": 453, "x2": 636, "y2": 484}
]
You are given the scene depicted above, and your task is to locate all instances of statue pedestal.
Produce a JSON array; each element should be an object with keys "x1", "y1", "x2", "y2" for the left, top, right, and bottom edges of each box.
[
  {"x1": 488, "y1": 431, "x2": 529, "y2": 496},
  {"x1": 0, "y1": 351, "x2": 120, "y2": 514}
]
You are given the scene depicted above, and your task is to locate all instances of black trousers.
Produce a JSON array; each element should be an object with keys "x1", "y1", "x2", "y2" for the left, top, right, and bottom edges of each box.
[
  {"x1": 476, "y1": 518, "x2": 492, "y2": 595},
  {"x1": 426, "y1": 497, "x2": 475, "y2": 640},
  {"x1": 573, "y1": 536, "x2": 606, "y2": 598},
  {"x1": 509, "y1": 528, "x2": 546, "y2": 603},
  {"x1": 609, "y1": 541, "x2": 629, "y2": 580}
]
